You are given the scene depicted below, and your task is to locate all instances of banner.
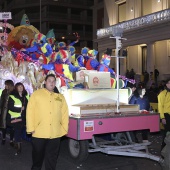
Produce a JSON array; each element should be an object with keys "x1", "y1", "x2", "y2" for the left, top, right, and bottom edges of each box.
[{"x1": 0, "y1": 12, "x2": 12, "y2": 20}]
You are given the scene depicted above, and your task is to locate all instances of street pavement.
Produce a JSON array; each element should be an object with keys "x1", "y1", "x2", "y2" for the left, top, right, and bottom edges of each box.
[{"x1": 0, "y1": 133, "x2": 163, "y2": 170}]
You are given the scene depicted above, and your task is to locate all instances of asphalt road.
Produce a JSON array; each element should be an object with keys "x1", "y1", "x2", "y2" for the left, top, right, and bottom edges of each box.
[{"x1": 0, "y1": 133, "x2": 163, "y2": 170}]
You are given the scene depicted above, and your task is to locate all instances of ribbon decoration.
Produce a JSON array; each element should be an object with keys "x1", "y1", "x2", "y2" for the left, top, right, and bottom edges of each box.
[
  {"x1": 111, "y1": 72, "x2": 136, "y2": 85},
  {"x1": 11, "y1": 48, "x2": 39, "y2": 66},
  {"x1": 11, "y1": 48, "x2": 73, "y2": 84},
  {"x1": 118, "y1": 75, "x2": 136, "y2": 84},
  {"x1": 55, "y1": 70, "x2": 73, "y2": 83}
]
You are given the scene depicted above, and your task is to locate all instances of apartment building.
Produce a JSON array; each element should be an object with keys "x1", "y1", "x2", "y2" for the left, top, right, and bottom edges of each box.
[
  {"x1": 0, "y1": 0, "x2": 94, "y2": 51},
  {"x1": 93, "y1": 0, "x2": 170, "y2": 81}
]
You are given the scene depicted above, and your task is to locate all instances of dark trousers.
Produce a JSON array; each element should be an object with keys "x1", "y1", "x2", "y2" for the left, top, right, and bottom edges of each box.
[
  {"x1": 12, "y1": 122, "x2": 23, "y2": 143},
  {"x1": 14, "y1": 127, "x2": 22, "y2": 143},
  {"x1": 2, "y1": 126, "x2": 14, "y2": 141},
  {"x1": 161, "y1": 113, "x2": 170, "y2": 150},
  {"x1": 31, "y1": 137, "x2": 61, "y2": 170}
]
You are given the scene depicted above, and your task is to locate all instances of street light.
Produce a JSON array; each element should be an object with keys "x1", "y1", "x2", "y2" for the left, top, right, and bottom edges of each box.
[{"x1": 110, "y1": 27, "x2": 125, "y2": 113}]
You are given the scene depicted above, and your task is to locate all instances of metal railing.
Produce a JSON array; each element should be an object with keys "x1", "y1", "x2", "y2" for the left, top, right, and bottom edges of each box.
[{"x1": 97, "y1": 9, "x2": 170, "y2": 38}]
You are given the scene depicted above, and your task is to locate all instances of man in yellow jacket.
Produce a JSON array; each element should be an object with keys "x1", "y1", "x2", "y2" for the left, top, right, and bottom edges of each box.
[
  {"x1": 26, "y1": 74, "x2": 69, "y2": 170},
  {"x1": 158, "y1": 78, "x2": 170, "y2": 149}
]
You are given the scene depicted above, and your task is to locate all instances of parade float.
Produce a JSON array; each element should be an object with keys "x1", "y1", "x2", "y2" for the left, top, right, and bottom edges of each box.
[
  {"x1": 65, "y1": 28, "x2": 163, "y2": 166},
  {"x1": 0, "y1": 12, "x2": 166, "y2": 168}
]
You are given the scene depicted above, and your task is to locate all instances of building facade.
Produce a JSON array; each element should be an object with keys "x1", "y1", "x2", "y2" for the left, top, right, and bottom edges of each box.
[
  {"x1": 93, "y1": 0, "x2": 170, "y2": 81},
  {"x1": 0, "y1": 0, "x2": 94, "y2": 51}
]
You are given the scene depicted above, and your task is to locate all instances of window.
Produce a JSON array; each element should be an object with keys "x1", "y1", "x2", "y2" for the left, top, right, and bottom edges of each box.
[
  {"x1": 142, "y1": 46, "x2": 147, "y2": 73},
  {"x1": 98, "y1": 0, "x2": 103, "y2": 3},
  {"x1": 71, "y1": 8, "x2": 82, "y2": 15},
  {"x1": 72, "y1": 24, "x2": 83, "y2": 31},
  {"x1": 118, "y1": 2, "x2": 126, "y2": 22},
  {"x1": 85, "y1": 25, "x2": 92, "y2": 32},
  {"x1": 141, "y1": 0, "x2": 151, "y2": 16},
  {"x1": 97, "y1": 8, "x2": 104, "y2": 29}
]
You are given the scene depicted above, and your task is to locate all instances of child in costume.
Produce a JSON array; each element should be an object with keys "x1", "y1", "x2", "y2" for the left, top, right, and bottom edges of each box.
[
  {"x1": 85, "y1": 49, "x2": 99, "y2": 70},
  {"x1": 97, "y1": 48, "x2": 115, "y2": 75},
  {"x1": 97, "y1": 48, "x2": 116, "y2": 88},
  {"x1": 46, "y1": 29, "x2": 56, "y2": 51},
  {"x1": 73, "y1": 47, "x2": 89, "y2": 67},
  {"x1": 41, "y1": 49, "x2": 84, "y2": 88},
  {"x1": 22, "y1": 33, "x2": 52, "y2": 64}
]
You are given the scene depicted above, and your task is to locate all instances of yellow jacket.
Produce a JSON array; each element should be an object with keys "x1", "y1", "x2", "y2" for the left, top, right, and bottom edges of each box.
[
  {"x1": 158, "y1": 89, "x2": 170, "y2": 119},
  {"x1": 26, "y1": 88, "x2": 69, "y2": 138}
]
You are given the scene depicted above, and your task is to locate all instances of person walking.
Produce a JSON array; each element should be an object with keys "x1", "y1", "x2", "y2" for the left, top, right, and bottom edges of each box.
[
  {"x1": 158, "y1": 78, "x2": 170, "y2": 150},
  {"x1": 7, "y1": 82, "x2": 29, "y2": 155},
  {"x1": 0, "y1": 80, "x2": 15, "y2": 146},
  {"x1": 26, "y1": 74, "x2": 69, "y2": 170}
]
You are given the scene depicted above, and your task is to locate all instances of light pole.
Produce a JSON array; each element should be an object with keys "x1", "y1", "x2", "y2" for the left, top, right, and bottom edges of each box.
[
  {"x1": 110, "y1": 27, "x2": 126, "y2": 113},
  {"x1": 40, "y1": 0, "x2": 41, "y2": 32}
]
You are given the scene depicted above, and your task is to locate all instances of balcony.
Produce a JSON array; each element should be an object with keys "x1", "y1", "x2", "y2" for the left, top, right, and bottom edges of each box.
[
  {"x1": 12, "y1": 11, "x2": 92, "y2": 25},
  {"x1": 97, "y1": 9, "x2": 170, "y2": 39},
  {"x1": 4, "y1": 0, "x2": 93, "y2": 10}
]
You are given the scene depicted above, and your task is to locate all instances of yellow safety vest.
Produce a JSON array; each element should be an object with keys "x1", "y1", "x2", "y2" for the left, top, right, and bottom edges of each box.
[
  {"x1": 8, "y1": 95, "x2": 22, "y2": 118},
  {"x1": 0, "y1": 89, "x2": 3, "y2": 97},
  {"x1": 26, "y1": 94, "x2": 29, "y2": 101}
]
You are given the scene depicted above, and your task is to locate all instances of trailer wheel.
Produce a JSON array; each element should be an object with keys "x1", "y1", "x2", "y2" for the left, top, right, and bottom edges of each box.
[
  {"x1": 116, "y1": 133, "x2": 129, "y2": 145},
  {"x1": 68, "y1": 138, "x2": 89, "y2": 163},
  {"x1": 115, "y1": 132, "x2": 135, "y2": 145}
]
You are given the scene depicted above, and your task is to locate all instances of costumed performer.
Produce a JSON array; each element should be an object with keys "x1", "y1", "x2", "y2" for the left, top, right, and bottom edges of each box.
[
  {"x1": 46, "y1": 29, "x2": 56, "y2": 51},
  {"x1": 97, "y1": 48, "x2": 116, "y2": 88},
  {"x1": 7, "y1": 14, "x2": 39, "y2": 50},
  {"x1": 21, "y1": 33, "x2": 52, "y2": 64},
  {"x1": 41, "y1": 49, "x2": 85, "y2": 88},
  {"x1": 85, "y1": 49, "x2": 99, "y2": 70},
  {"x1": 73, "y1": 47, "x2": 89, "y2": 67}
]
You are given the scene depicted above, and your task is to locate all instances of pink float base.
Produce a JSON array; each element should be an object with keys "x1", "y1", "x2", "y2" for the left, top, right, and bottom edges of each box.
[{"x1": 67, "y1": 113, "x2": 160, "y2": 140}]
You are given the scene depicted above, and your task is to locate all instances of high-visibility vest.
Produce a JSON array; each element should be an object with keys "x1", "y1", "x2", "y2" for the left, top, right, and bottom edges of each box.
[
  {"x1": 0, "y1": 89, "x2": 3, "y2": 97},
  {"x1": 8, "y1": 95, "x2": 22, "y2": 119},
  {"x1": 26, "y1": 94, "x2": 29, "y2": 101}
]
